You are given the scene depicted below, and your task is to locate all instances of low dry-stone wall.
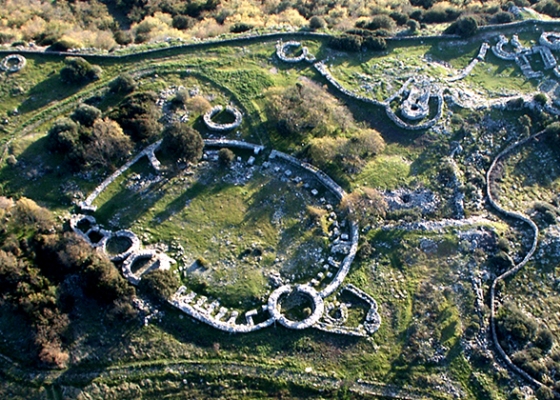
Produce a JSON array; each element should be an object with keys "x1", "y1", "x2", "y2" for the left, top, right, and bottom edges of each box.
[
  {"x1": 79, "y1": 139, "x2": 162, "y2": 212},
  {"x1": 0, "y1": 54, "x2": 26, "y2": 72},
  {"x1": 204, "y1": 139, "x2": 264, "y2": 154},
  {"x1": 202, "y1": 105, "x2": 243, "y2": 131},
  {"x1": 448, "y1": 42, "x2": 490, "y2": 82},
  {"x1": 486, "y1": 129, "x2": 552, "y2": 391}
]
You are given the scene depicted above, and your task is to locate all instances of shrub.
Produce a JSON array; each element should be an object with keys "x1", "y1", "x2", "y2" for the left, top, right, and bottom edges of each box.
[
  {"x1": 71, "y1": 104, "x2": 102, "y2": 127},
  {"x1": 444, "y1": 16, "x2": 478, "y2": 37},
  {"x1": 170, "y1": 88, "x2": 189, "y2": 108},
  {"x1": 494, "y1": 11, "x2": 515, "y2": 23},
  {"x1": 534, "y1": 328, "x2": 554, "y2": 352},
  {"x1": 389, "y1": 11, "x2": 409, "y2": 25},
  {"x1": 113, "y1": 30, "x2": 133, "y2": 45},
  {"x1": 423, "y1": 8, "x2": 461, "y2": 23},
  {"x1": 109, "y1": 74, "x2": 136, "y2": 94},
  {"x1": 112, "y1": 91, "x2": 161, "y2": 142},
  {"x1": 49, "y1": 37, "x2": 83, "y2": 52},
  {"x1": 172, "y1": 15, "x2": 196, "y2": 30},
  {"x1": 410, "y1": 0, "x2": 436, "y2": 9},
  {"x1": 138, "y1": 269, "x2": 180, "y2": 305},
  {"x1": 46, "y1": 118, "x2": 80, "y2": 153},
  {"x1": 407, "y1": 19, "x2": 420, "y2": 32},
  {"x1": 230, "y1": 23, "x2": 254, "y2": 33},
  {"x1": 535, "y1": 0, "x2": 560, "y2": 18},
  {"x1": 84, "y1": 118, "x2": 133, "y2": 169},
  {"x1": 341, "y1": 188, "x2": 387, "y2": 225},
  {"x1": 534, "y1": 93, "x2": 548, "y2": 106},
  {"x1": 60, "y1": 57, "x2": 102, "y2": 84},
  {"x1": 83, "y1": 256, "x2": 134, "y2": 304},
  {"x1": 357, "y1": 15, "x2": 396, "y2": 31},
  {"x1": 186, "y1": 95, "x2": 212, "y2": 114},
  {"x1": 409, "y1": 9, "x2": 424, "y2": 21},
  {"x1": 496, "y1": 301, "x2": 537, "y2": 346},
  {"x1": 218, "y1": 148, "x2": 235, "y2": 166},
  {"x1": 328, "y1": 34, "x2": 362, "y2": 52},
  {"x1": 161, "y1": 123, "x2": 204, "y2": 163},
  {"x1": 363, "y1": 36, "x2": 387, "y2": 51},
  {"x1": 309, "y1": 16, "x2": 326, "y2": 30}
]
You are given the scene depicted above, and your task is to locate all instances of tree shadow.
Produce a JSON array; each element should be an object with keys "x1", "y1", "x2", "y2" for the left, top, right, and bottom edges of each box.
[{"x1": 19, "y1": 73, "x2": 85, "y2": 114}]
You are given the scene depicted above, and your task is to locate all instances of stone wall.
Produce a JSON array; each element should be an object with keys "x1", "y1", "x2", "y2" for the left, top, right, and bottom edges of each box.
[
  {"x1": 79, "y1": 139, "x2": 162, "y2": 211},
  {"x1": 486, "y1": 130, "x2": 545, "y2": 390},
  {"x1": 202, "y1": 105, "x2": 243, "y2": 131},
  {"x1": 0, "y1": 54, "x2": 25, "y2": 72}
]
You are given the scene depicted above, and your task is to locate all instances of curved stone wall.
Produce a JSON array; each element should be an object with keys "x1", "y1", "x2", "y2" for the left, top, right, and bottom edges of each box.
[
  {"x1": 0, "y1": 54, "x2": 26, "y2": 72},
  {"x1": 202, "y1": 105, "x2": 243, "y2": 131}
]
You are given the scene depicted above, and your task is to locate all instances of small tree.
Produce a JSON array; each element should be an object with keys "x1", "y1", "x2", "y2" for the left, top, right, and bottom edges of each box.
[
  {"x1": 218, "y1": 148, "x2": 235, "y2": 166},
  {"x1": 138, "y1": 269, "x2": 180, "y2": 305},
  {"x1": 71, "y1": 104, "x2": 102, "y2": 127},
  {"x1": 109, "y1": 74, "x2": 136, "y2": 94},
  {"x1": 407, "y1": 19, "x2": 420, "y2": 33},
  {"x1": 172, "y1": 15, "x2": 195, "y2": 30},
  {"x1": 84, "y1": 118, "x2": 133, "y2": 169},
  {"x1": 60, "y1": 57, "x2": 102, "y2": 84},
  {"x1": 46, "y1": 118, "x2": 79, "y2": 153},
  {"x1": 309, "y1": 16, "x2": 326, "y2": 30},
  {"x1": 161, "y1": 123, "x2": 204, "y2": 163},
  {"x1": 534, "y1": 93, "x2": 548, "y2": 106},
  {"x1": 445, "y1": 16, "x2": 478, "y2": 37}
]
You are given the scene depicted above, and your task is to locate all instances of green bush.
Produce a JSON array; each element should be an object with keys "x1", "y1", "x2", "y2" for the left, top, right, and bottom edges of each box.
[
  {"x1": 46, "y1": 118, "x2": 79, "y2": 153},
  {"x1": 309, "y1": 16, "x2": 327, "y2": 30},
  {"x1": 112, "y1": 91, "x2": 161, "y2": 142},
  {"x1": 444, "y1": 16, "x2": 478, "y2": 37},
  {"x1": 60, "y1": 57, "x2": 102, "y2": 84},
  {"x1": 389, "y1": 11, "x2": 409, "y2": 25},
  {"x1": 218, "y1": 148, "x2": 235, "y2": 166},
  {"x1": 423, "y1": 8, "x2": 461, "y2": 23},
  {"x1": 493, "y1": 11, "x2": 515, "y2": 23},
  {"x1": 161, "y1": 123, "x2": 204, "y2": 162},
  {"x1": 230, "y1": 22, "x2": 254, "y2": 33},
  {"x1": 328, "y1": 34, "x2": 363, "y2": 52},
  {"x1": 496, "y1": 302, "x2": 537, "y2": 346},
  {"x1": 357, "y1": 15, "x2": 396, "y2": 31},
  {"x1": 535, "y1": 0, "x2": 560, "y2": 18},
  {"x1": 363, "y1": 36, "x2": 387, "y2": 51},
  {"x1": 71, "y1": 104, "x2": 102, "y2": 127},
  {"x1": 109, "y1": 74, "x2": 136, "y2": 94},
  {"x1": 172, "y1": 15, "x2": 196, "y2": 30},
  {"x1": 113, "y1": 30, "x2": 133, "y2": 45},
  {"x1": 138, "y1": 269, "x2": 180, "y2": 305}
]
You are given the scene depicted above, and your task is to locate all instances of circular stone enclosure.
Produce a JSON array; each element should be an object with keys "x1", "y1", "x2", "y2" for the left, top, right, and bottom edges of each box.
[
  {"x1": 1, "y1": 54, "x2": 26, "y2": 72},
  {"x1": 268, "y1": 285, "x2": 324, "y2": 329}
]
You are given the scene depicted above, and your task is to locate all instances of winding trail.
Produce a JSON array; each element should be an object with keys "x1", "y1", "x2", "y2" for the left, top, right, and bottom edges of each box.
[{"x1": 486, "y1": 129, "x2": 550, "y2": 390}]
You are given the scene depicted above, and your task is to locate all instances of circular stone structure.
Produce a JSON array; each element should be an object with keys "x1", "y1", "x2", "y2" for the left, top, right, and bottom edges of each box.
[
  {"x1": 268, "y1": 285, "x2": 325, "y2": 330},
  {"x1": 275, "y1": 40, "x2": 315, "y2": 63},
  {"x1": 71, "y1": 138, "x2": 372, "y2": 335},
  {"x1": 203, "y1": 105, "x2": 243, "y2": 131},
  {"x1": 0, "y1": 54, "x2": 26, "y2": 72},
  {"x1": 99, "y1": 230, "x2": 141, "y2": 262}
]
